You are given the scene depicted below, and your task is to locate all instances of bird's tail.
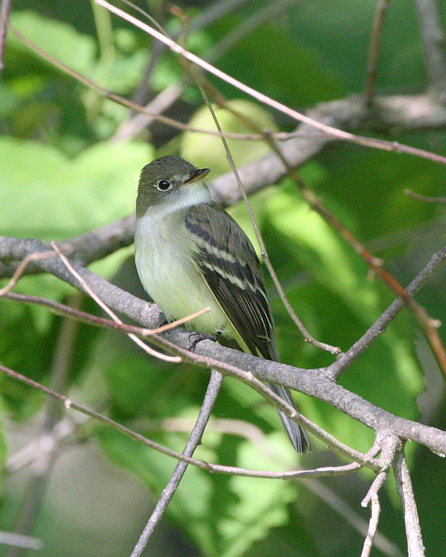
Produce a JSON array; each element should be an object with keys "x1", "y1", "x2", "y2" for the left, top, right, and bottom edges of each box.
[{"x1": 267, "y1": 383, "x2": 311, "y2": 454}]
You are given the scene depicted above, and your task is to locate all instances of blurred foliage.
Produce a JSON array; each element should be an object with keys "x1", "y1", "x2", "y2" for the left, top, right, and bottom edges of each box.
[{"x1": 1, "y1": 1, "x2": 446, "y2": 557}]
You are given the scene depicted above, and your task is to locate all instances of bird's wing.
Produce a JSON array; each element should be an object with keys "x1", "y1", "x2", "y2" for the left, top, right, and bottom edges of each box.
[
  {"x1": 185, "y1": 203, "x2": 278, "y2": 361},
  {"x1": 185, "y1": 203, "x2": 311, "y2": 453}
]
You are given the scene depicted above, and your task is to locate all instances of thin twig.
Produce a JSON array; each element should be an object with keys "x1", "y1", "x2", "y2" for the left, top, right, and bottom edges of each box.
[
  {"x1": 362, "y1": 471, "x2": 388, "y2": 509},
  {"x1": 303, "y1": 476, "x2": 403, "y2": 557},
  {"x1": 6, "y1": 417, "x2": 78, "y2": 474},
  {"x1": 3, "y1": 292, "x2": 211, "y2": 338},
  {"x1": 361, "y1": 496, "x2": 381, "y2": 557},
  {"x1": 188, "y1": 0, "x2": 251, "y2": 32},
  {"x1": 0, "y1": 251, "x2": 56, "y2": 296},
  {"x1": 360, "y1": 436, "x2": 400, "y2": 557},
  {"x1": 95, "y1": 0, "x2": 446, "y2": 166},
  {"x1": 394, "y1": 449, "x2": 426, "y2": 557},
  {"x1": 0, "y1": 361, "x2": 367, "y2": 479},
  {"x1": 130, "y1": 370, "x2": 223, "y2": 557},
  {"x1": 405, "y1": 188, "x2": 446, "y2": 203},
  {"x1": 118, "y1": 0, "x2": 169, "y2": 37},
  {"x1": 364, "y1": 0, "x2": 391, "y2": 106},
  {"x1": 0, "y1": 532, "x2": 43, "y2": 552}
]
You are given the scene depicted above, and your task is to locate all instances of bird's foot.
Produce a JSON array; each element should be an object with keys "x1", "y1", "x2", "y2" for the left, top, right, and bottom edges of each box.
[{"x1": 188, "y1": 331, "x2": 221, "y2": 351}]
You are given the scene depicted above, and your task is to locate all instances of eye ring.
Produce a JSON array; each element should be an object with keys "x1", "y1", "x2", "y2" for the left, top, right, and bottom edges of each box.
[{"x1": 157, "y1": 180, "x2": 171, "y2": 191}]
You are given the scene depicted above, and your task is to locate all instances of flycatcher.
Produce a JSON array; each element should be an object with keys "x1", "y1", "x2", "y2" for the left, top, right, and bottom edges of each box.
[{"x1": 134, "y1": 155, "x2": 310, "y2": 453}]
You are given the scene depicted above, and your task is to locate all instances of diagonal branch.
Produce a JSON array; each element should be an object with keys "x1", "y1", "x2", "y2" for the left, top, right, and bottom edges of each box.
[
  {"x1": 95, "y1": 0, "x2": 446, "y2": 166},
  {"x1": 130, "y1": 371, "x2": 224, "y2": 557}
]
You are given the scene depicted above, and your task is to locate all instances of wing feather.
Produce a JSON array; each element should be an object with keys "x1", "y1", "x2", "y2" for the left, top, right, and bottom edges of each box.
[
  {"x1": 185, "y1": 203, "x2": 277, "y2": 360},
  {"x1": 185, "y1": 202, "x2": 310, "y2": 453}
]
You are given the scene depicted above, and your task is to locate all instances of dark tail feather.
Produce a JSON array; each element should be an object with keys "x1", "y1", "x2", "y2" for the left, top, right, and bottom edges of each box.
[{"x1": 267, "y1": 383, "x2": 311, "y2": 454}]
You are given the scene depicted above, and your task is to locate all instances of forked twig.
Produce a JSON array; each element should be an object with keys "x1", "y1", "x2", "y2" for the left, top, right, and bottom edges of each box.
[{"x1": 0, "y1": 251, "x2": 56, "y2": 296}]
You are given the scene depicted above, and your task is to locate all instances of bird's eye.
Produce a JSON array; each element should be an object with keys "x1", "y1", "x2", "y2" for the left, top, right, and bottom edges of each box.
[{"x1": 157, "y1": 180, "x2": 171, "y2": 191}]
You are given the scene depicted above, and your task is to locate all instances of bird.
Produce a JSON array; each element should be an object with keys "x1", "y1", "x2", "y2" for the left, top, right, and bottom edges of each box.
[{"x1": 134, "y1": 155, "x2": 310, "y2": 453}]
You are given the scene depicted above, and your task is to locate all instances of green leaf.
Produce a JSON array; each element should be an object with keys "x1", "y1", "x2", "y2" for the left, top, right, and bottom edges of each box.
[
  {"x1": 8, "y1": 11, "x2": 96, "y2": 77},
  {"x1": 0, "y1": 138, "x2": 152, "y2": 240},
  {"x1": 217, "y1": 441, "x2": 299, "y2": 557}
]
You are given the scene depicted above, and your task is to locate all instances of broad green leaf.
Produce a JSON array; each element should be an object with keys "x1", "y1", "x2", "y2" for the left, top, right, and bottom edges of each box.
[
  {"x1": 216, "y1": 441, "x2": 299, "y2": 557},
  {"x1": 8, "y1": 11, "x2": 96, "y2": 77},
  {"x1": 0, "y1": 138, "x2": 152, "y2": 240}
]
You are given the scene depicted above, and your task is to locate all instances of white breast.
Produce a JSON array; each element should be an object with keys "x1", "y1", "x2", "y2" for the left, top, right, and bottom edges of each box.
[{"x1": 135, "y1": 208, "x2": 229, "y2": 334}]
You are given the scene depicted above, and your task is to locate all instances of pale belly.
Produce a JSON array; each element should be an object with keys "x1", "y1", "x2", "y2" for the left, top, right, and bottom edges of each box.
[{"x1": 135, "y1": 215, "x2": 229, "y2": 334}]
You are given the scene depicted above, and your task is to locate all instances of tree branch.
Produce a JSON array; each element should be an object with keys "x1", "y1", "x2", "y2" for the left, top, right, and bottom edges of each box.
[
  {"x1": 1, "y1": 236, "x2": 446, "y2": 456},
  {"x1": 210, "y1": 93, "x2": 446, "y2": 205}
]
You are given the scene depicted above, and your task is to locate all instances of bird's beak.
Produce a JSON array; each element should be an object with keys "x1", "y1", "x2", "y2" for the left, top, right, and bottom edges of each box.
[{"x1": 183, "y1": 167, "x2": 210, "y2": 185}]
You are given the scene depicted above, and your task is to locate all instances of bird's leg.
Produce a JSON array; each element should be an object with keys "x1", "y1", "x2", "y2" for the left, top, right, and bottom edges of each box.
[{"x1": 188, "y1": 330, "x2": 222, "y2": 351}]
